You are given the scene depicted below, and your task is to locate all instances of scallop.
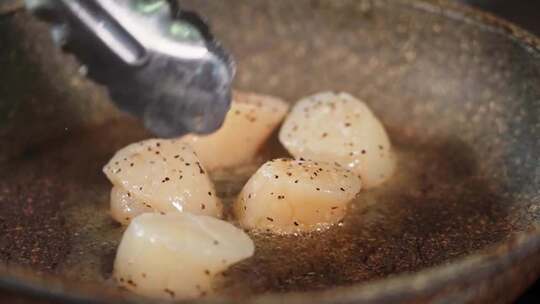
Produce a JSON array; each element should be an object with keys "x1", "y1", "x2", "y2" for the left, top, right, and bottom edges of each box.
[
  {"x1": 181, "y1": 91, "x2": 289, "y2": 170},
  {"x1": 103, "y1": 139, "x2": 222, "y2": 224},
  {"x1": 279, "y1": 92, "x2": 396, "y2": 188},
  {"x1": 109, "y1": 186, "x2": 153, "y2": 225},
  {"x1": 234, "y1": 158, "x2": 362, "y2": 234},
  {"x1": 114, "y1": 213, "x2": 254, "y2": 300}
]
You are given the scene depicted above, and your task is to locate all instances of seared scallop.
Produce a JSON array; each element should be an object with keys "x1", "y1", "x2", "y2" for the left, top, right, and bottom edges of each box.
[
  {"x1": 181, "y1": 91, "x2": 289, "y2": 170},
  {"x1": 103, "y1": 139, "x2": 222, "y2": 224},
  {"x1": 279, "y1": 92, "x2": 396, "y2": 188},
  {"x1": 114, "y1": 213, "x2": 254, "y2": 300},
  {"x1": 234, "y1": 158, "x2": 361, "y2": 234}
]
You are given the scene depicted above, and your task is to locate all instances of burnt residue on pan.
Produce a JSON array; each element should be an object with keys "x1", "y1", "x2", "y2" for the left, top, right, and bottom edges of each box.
[{"x1": 0, "y1": 118, "x2": 518, "y2": 295}]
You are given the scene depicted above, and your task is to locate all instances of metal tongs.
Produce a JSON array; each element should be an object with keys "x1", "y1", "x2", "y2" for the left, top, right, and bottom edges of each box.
[{"x1": 25, "y1": 0, "x2": 235, "y2": 137}]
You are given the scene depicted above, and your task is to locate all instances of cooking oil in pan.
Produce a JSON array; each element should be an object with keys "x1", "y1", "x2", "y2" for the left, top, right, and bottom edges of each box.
[{"x1": 0, "y1": 118, "x2": 514, "y2": 295}]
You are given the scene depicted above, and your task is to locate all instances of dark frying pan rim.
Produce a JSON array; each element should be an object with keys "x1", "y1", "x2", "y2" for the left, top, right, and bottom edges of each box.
[{"x1": 1, "y1": 0, "x2": 539, "y2": 303}]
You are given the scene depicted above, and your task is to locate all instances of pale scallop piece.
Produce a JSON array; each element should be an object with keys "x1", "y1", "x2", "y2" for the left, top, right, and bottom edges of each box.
[
  {"x1": 181, "y1": 91, "x2": 290, "y2": 170},
  {"x1": 114, "y1": 213, "x2": 254, "y2": 300},
  {"x1": 279, "y1": 92, "x2": 396, "y2": 188},
  {"x1": 110, "y1": 186, "x2": 153, "y2": 225},
  {"x1": 103, "y1": 139, "x2": 222, "y2": 224},
  {"x1": 234, "y1": 158, "x2": 362, "y2": 234}
]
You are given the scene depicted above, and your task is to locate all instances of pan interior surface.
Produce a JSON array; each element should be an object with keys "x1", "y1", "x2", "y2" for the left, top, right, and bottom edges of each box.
[{"x1": 0, "y1": 0, "x2": 539, "y2": 302}]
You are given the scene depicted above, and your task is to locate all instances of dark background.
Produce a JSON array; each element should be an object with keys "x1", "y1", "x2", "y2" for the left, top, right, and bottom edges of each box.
[
  {"x1": 459, "y1": 1, "x2": 540, "y2": 303},
  {"x1": 463, "y1": 0, "x2": 540, "y2": 35}
]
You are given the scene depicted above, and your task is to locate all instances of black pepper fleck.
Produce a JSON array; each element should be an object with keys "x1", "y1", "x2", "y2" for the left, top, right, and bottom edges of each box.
[{"x1": 164, "y1": 288, "x2": 175, "y2": 298}]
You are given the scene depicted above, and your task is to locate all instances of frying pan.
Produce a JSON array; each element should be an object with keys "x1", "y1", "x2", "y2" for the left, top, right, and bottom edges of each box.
[{"x1": 1, "y1": 0, "x2": 540, "y2": 303}]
